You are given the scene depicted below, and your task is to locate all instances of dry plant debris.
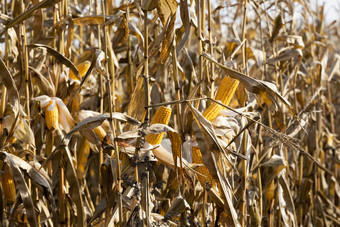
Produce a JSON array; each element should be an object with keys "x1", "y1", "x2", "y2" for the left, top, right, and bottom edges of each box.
[{"x1": 0, "y1": 0, "x2": 340, "y2": 226}]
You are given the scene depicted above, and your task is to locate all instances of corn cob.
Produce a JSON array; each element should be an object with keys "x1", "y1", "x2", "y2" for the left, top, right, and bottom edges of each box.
[
  {"x1": 203, "y1": 76, "x2": 239, "y2": 122},
  {"x1": 44, "y1": 100, "x2": 59, "y2": 130},
  {"x1": 77, "y1": 139, "x2": 90, "y2": 178},
  {"x1": 146, "y1": 106, "x2": 172, "y2": 145},
  {"x1": 94, "y1": 126, "x2": 107, "y2": 142},
  {"x1": 192, "y1": 146, "x2": 213, "y2": 189},
  {"x1": 69, "y1": 61, "x2": 91, "y2": 80},
  {"x1": 2, "y1": 165, "x2": 16, "y2": 204}
]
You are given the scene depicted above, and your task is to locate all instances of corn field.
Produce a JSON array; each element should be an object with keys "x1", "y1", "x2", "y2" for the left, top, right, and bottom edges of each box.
[{"x1": 0, "y1": 0, "x2": 340, "y2": 226}]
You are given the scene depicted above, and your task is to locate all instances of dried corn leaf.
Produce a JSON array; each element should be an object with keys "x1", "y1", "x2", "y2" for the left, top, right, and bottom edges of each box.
[
  {"x1": 0, "y1": 58, "x2": 19, "y2": 113},
  {"x1": 27, "y1": 43, "x2": 80, "y2": 80},
  {"x1": 0, "y1": 151, "x2": 37, "y2": 227},
  {"x1": 5, "y1": 0, "x2": 61, "y2": 28},
  {"x1": 164, "y1": 195, "x2": 189, "y2": 221},
  {"x1": 117, "y1": 123, "x2": 175, "y2": 140},
  {"x1": 188, "y1": 103, "x2": 240, "y2": 226},
  {"x1": 7, "y1": 154, "x2": 53, "y2": 204},
  {"x1": 63, "y1": 146, "x2": 84, "y2": 226},
  {"x1": 65, "y1": 112, "x2": 140, "y2": 144},
  {"x1": 30, "y1": 66, "x2": 55, "y2": 96},
  {"x1": 266, "y1": 48, "x2": 302, "y2": 64},
  {"x1": 278, "y1": 174, "x2": 298, "y2": 227},
  {"x1": 157, "y1": 0, "x2": 178, "y2": 26}
]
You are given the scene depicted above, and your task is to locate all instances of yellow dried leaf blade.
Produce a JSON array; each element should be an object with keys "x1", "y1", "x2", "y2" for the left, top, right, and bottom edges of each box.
[
  {"x1": 127, "y1": 77, "x2": 147, "y2": 123},
  {"x1": 73, "y1": 16, "x2": 106, "y2": 26},
  {"x1": 27, "y1": 43, "x2": 81, "y2": 80},
  {"x1": 157, "y1": 0, "x2": 178, "y2": 25}
]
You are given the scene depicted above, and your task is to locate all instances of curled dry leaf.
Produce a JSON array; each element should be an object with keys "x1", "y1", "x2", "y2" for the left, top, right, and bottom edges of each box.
[
  {"x1": 0, "y1": 151, "x2": 38, "y2": 227},
  {"x1": 27, "y1": 43, "x2": 80, "y2": 80}
]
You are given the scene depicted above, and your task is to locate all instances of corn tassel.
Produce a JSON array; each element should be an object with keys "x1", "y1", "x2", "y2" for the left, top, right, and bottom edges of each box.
[
  {"x1": 146, "y1": 106, "x2": 172, "y2": 145},
  {"x1": 2, "y1": 165, "x2": 16, "y2": 204},
  {"x1": 94, "y1": 126, "x2": 106, "y2": 142},
  {"x1": 44, "y1": 100, "x2": 59, "y2": 130},
  {"x1": 203, "y1": 76, "x2": 239, "y2": 122},
  {"x1": 192, "y1": 146, "x2": 213, "y2": 189},
  {"x1": 69, "y1": 61, "x2": 91, "y2": 80}
]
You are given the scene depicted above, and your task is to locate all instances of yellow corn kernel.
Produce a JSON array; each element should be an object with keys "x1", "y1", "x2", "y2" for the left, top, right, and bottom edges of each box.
[
  {"x1": 203, "y1": 76, "x2": 239, "y2": 122},
  {"x1": 146, "y1": 106, "x2": 172, "y2": 145},
  {"x1": 9, "y1": 136, "x2": 17, "y2": 143},
  {"x1": 192, "y1": 146, "x2": 213, "y2": 189},
  {"x1": 44, "y1": 100, "x2": 59, "y2": 130},
  {"x1": 2, "y1": 165, "x2": 16, "y2": 204},
  {"x1": 94, "y1": 126, "x2": 106, "y2": 142},
  {"x1": 69, "y1": 61, "x2": 91, "y2": 80}
]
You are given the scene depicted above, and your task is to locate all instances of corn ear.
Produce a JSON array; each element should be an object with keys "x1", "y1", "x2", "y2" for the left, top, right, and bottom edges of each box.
[
  {"x1": 77, "y1": 139, "x2": 90, "y2": 178},
  {"x1": 146, "y1": 106, "x2": 172, "y2": 145},
  {"x1": 69, "y1": 61, "x2": 91, "y2": 80},
  {"x1": 2, "y1": 165, "x2": 16, "y2": 204},
  {"x1": 94, "y1": 126, "x2": 106, "y2": 142},
  {"x1": 203, "y1": 76, "x2": 239, "y2": 122},
  {"x1": 44, "y1": 100, "x2": 59, "y2": 130},
  {"x1": 9, "y1": 136, "x2": 17, "y2": 143},
  {"x1": 192, "y1": 146, "x2": 213, "y2": 189}
]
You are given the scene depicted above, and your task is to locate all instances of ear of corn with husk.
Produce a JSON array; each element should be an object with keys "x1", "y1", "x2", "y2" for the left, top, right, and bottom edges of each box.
[
  {"x1": 1, "y1": 165, "x2": 16, "y2": 205},
  {"x1": 69, "y1": 61, "x2": 91, "y2": 81},
  {"x1": 146, "y1": 106, "x2": 172, "y2": 145},
  {"x1": 203, "y1": 76, "x2": 239, "y2": 122},
  {"x1": 34, "y1": 96, "x2": 74, "y2": 132},
  {"x1": 44, "y1": 100, "x2": 59, "y2": 130},
  {"x1": 192, "y1": 146, "x2": 213, "y2": 189}
]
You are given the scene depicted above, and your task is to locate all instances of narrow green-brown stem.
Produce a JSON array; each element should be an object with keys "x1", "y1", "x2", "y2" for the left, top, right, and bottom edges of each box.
[
  {"x1": 241, "y1": 0, "x2": 248, "y2": 71},
  {"x1": 1, "y1": 31, "x2": 9, "y2": 135},
  {"x1": 143, "y1": 9, "x2": 150, "y2": 226},
  {"x1": 97, "y1": 0, "x2": 104, "y2": 114},
  {"x1": 126, "y1": 0, "x2": 134, "y2": 95},
  {"x1": 102, "y1": 0, "x2": 123, "y2": 221},
  {"x1": 106, "y1": 80, "x2": 123, "y2": 224},
  {"x1": 256, "y1": 124, "x2": 263, "y2": 226},
  {"x1": 241, "y1": 2, "x2": 248, "y2": 226},
  {"x1": 171, "y1": 33, "x2": 182, "y2": 134},
  {"x1": 207, "y1": 0, "x2": 214, "y2": 101},
  {"x1": 241, "y1": 131, "x2": 248, "y2": 227},
  {"x1": 203, "y1": 190, "x2": 207, "y2": 226},
  {"x1": 59, "y1": 152, "x2": 65, "y2": 225},
  {"x1": 197, "y1": 0, "x2": 203, "y2": 102}
]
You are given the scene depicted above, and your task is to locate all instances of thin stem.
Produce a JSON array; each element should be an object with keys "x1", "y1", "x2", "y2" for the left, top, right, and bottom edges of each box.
[
  {"x1": 143, "y1": 9, "x2": 150, "y2": 226},
  {"x1": 207, "y1": 0, "x2": 215, "y2": 101},
  {"x1": 197, "y1": 0, "x2": 203, "y2": 102}
]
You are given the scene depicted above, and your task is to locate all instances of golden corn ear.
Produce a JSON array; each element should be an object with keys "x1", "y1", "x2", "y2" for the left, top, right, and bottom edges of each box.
[
  {"x1": 77, "y1": 139, "x2": 90, "y2": 178},
  {"x1": 94, "y1": 126, "x2": 106, "y2": 142},
  {"x1": 44, "y1": 100, "x2": 59, "y2": 130},
  {"x1": 2, "y1": 165, "x2": 16, "y2": 204},
  {"x1": 192, "y1": 146, "x2": 213, "y2": 189},
  {"x1": 146, "y1": 106, "x2": 172, "y2": 145},
  {"x1": 69, "y1": 61, "x2": 91, "y2": 80},
  {"x1": 203, "y1": 76, "x2": 239, "y2": 122}
]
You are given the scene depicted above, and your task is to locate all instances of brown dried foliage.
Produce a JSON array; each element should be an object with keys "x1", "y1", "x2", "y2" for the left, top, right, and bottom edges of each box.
[{"x1": 0, "y1": 0, "x2": 340, "y2": 226}]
